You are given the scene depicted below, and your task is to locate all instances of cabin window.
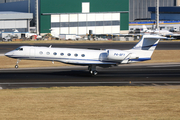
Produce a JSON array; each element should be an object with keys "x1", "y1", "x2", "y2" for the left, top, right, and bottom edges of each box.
[
  {"x1": 39, "y1": 51, "x2": 43, "y2": 55},
  {"x1": 74, "y1": 53, "x2": 78, "y2": 57},
  {"x1": 60, "y1": 53, "x2": 64, "y2": 56},
  {"x1": 53, "y1": 52, "x2": 57, "y2": 55},
  {"x1": 81, "y1": 54, "x2": 85, "y2": 57},
  {"x1": 46, "y1": 52, "x2": 50, "y2": 55},
  {"x1": 67, "y1": 53, "x2": 71, "y2": 56}
]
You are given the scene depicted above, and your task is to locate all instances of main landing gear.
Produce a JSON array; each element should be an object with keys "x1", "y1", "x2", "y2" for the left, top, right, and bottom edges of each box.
[
  {"x1": 88, "y1": 65, "x2": 98, "y2": 76},
  {"x1": 15, "y1": 59, "x2": 20, "y2": 69}
]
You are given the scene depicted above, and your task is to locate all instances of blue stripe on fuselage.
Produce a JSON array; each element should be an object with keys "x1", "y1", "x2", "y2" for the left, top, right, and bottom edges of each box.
[
  {"x1": 130, "y1": 58, "x2": 151, "y2": 61},
  {"x1": 8, "y1": 56, "x2": 151, "y2": 63}
]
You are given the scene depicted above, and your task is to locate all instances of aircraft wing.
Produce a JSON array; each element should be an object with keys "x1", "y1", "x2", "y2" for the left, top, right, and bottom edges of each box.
[{"x1": 58, "y1": 59, "x2": 118, "y2": 66}]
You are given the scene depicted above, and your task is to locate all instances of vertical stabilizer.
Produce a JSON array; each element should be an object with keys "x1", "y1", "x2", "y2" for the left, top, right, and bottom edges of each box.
[
  {"x1": 132, "y1": 35, "x2": 164, "y2": 51},
  {"x1": 128, "y1": 35, "x2": 166, "y2": 62}
]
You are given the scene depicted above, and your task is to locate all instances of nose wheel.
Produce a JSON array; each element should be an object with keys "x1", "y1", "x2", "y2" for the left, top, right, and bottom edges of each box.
[
  {"x1": 15, "y1": 65, "x2": 18, "y2": 69},
  {"x1": 15, "y1": 59, "x2": 20, "y2": 69},
  {"x1": 88, "y1": 65, "x2": 98, "y2": 76}
]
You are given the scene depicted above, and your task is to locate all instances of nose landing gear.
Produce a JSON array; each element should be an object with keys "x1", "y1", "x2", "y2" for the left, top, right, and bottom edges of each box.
[
  {"x1": 15, "y1": 59, "x2": 20, "y2": 69},
  {"x1": 15, "y1": 65, "x2": 18, "y2": 69}
]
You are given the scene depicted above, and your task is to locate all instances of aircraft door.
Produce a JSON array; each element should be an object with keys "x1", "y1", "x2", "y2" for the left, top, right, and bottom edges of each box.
[{"x1": 29, "y1": 48, "x2": 35, "y2": 58}]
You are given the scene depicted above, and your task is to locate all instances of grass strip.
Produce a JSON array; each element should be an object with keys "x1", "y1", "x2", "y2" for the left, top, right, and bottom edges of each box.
[{"x1": 0, "y1": 86, "x2": 180, "y2": 120}]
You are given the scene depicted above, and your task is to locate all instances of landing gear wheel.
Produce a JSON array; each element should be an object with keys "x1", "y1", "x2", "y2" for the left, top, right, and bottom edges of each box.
[
  {"x1": 88, "y1": 65, "x2": 98, "y2": 76},
  {"x1": 90, "y1": 70, "x2": 92, "y2": 74},
  {"x1": 89, "y1": 70, "x2": 98, "y2": 76},
  {"x1": 92, "y1": 71, "x2": 98, "y2": 76},
  {"x1": 15, "y1": 65, "x2": 18, "y2": 69},
  {"x1": 15, "y1": 59, "x2": 20, "y2": 69}
]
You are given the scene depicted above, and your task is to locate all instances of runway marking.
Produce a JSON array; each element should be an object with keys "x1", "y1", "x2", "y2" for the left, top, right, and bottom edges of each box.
[
  {"x1": 150, "y1": 64, "x2": 180, "y2": 68},
  {"x1": 1, "y1": 81, "x2": 180, "y2": 85}
]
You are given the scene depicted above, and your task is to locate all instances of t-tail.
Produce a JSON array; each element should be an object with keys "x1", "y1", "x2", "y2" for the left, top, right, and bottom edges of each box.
[{"x1": 122, "y1": 35, "x2": 166, "y2": 63}]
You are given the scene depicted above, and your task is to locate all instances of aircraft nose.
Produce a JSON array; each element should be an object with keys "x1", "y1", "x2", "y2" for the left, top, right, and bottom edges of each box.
[{"x1": 5, "y1": 51, "x2": 13, "y2": 57}]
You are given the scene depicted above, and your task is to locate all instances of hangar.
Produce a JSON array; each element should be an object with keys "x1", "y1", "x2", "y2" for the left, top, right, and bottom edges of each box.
[
  {"x1": 40, "y1": 0, "x2": 129, "y2": 35},
  {"x1": 129, "y1": 0, "x2": 175, "y2": 21},
  {"x1": 0, "y1": 11, "x2": 32, "y2": 33}
]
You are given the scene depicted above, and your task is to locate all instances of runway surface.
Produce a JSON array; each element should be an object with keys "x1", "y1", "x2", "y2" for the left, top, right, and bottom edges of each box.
[
  {"x1": 0, "y1": 41, "x2": 180, "y2": 54},
  {"x1": 0, "y1": 63, "x2": 180, "y2": 89}
]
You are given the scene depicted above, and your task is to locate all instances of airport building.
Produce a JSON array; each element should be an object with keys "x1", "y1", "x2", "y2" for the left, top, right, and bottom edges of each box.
[
  {"x1": 129, "y1": 0, "x2": 176, "y2": 21},
  {"x1": 129, "y1": 2, "x2": 180, "y2": 31},
  {"x1": 1, "y1": 0, "x2": 180, "y2": 35},
  {"x1": 149, "y1": 7, "x2": 180, "y2": 21},
  {"x1": 0, "y1": 0, "x2": 129, "y2": 35},
  {"x1": 40, "y1": 0, "x2": 129, "y2": 35},
  {"x1": 0, "y1": 0, "x2": 36, "y2": 27},
  {"x1": 0, "y1": 11, "x2": 32, "y2": 33}
]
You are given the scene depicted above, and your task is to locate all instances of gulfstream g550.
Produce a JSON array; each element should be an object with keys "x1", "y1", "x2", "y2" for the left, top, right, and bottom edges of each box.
[{"x1": 5, "y1": 35, "x2": 165, "y2": 75}]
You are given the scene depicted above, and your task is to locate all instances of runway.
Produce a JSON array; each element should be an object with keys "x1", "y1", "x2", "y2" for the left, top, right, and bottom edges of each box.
[{"x1": 0, "y1": 63, "x2": 180, "y2": 89}]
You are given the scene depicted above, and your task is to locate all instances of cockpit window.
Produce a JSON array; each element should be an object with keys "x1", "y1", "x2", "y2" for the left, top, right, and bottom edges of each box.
[
  {"x1": 15, "y1": 48, "x2": 19, "y2": 50},
  {"x1": 15, "y1": 47, "x2": 23, "y2": 51}
]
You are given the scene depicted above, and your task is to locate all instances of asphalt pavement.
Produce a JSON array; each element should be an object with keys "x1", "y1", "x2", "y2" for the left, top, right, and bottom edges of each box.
[{"x1": 0, "y1": 63, "x2": 180, "y2": 89}]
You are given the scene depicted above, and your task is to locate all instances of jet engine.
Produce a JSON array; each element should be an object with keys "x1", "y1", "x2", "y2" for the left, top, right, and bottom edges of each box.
[
  {"x1": 128, "y1": 53, "x2": 139, "y2": 59},
  {"x1": 106, "y1": 50, "x2": 130, "y2": 61}
]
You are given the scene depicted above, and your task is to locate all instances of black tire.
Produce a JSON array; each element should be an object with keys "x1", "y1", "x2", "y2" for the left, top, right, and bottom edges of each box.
[
  {"x1": 93, "y1": 71, "x2": 98, "y2": 76},
  {"x1": 15, "y1": 65, "x2": 18, "y2": 69}
]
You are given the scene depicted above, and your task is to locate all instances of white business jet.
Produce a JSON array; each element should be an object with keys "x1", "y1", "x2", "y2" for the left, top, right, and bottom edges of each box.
[{"x1": 5, "y1": 35, "x2": 165, "y2": 75}]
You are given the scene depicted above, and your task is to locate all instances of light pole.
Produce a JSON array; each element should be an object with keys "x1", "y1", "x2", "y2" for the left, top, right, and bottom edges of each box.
[
  {"x1": 156, "y1": 0, "x2": 159, "y2": 30},
  {"x1": 36, "y1": 0, "x2": 39, "y2": 35}
]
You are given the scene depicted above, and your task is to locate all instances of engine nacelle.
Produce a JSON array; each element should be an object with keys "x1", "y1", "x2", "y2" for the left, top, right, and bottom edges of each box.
[
  {"x1": 106, "y1": 49, "x2": 130, "y2": 61},
  {"x1": 129, "y1": 54, "x2": 139, "y2": 59}
]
